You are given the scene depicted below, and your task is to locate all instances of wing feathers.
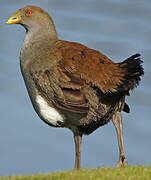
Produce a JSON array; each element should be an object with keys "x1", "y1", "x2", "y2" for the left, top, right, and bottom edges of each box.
[{"x1": 29, "y1": 40, "x2": 143, "y2": 116}]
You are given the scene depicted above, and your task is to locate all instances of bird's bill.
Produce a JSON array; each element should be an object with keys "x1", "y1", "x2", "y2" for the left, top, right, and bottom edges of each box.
[{"x1": 6, "y1": 12, "x2": 21, "y2": 24}]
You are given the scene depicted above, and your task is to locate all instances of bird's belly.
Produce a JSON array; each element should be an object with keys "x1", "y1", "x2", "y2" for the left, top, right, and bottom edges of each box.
[{"x1": 35, "y1": 95, "x2": 64, "y2": 126}]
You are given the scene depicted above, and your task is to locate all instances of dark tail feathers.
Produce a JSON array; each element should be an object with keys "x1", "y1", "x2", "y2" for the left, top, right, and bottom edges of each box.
[{"x1": 118, "y1": 53, "x2": 144, "y2": 93}]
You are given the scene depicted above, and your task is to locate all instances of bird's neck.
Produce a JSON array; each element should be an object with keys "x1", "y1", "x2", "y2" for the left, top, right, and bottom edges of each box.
[
  {"x1": 23, "y1": 22, "x2": 58, "y2": 48},
  {"x1": 20, "y1": 23, "x2": 58, "y2": 65}
]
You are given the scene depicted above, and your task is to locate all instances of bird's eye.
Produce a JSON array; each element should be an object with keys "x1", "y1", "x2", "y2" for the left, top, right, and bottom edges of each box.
[{"x1": 26, "y1": 10, "x2": 32, "y2": 15}]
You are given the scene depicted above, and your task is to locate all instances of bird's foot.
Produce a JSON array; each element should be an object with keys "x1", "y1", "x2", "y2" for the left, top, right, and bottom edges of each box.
[
  {"x1": 116, "y1": 155, "x2": 127, "y2": 167},
  {"x1": 73, "y1": 165, "x2": 81, "y2": 170}
]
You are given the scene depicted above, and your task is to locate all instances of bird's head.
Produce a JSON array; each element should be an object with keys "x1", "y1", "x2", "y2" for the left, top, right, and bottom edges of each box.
[{"x1": 6, "y1": 6, "x2": 56, "y2": 33}]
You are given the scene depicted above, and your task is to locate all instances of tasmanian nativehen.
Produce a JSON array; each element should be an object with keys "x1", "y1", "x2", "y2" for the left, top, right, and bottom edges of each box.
[{"x1": 7, "y1": 6, "x2": 144, "y2": 169}]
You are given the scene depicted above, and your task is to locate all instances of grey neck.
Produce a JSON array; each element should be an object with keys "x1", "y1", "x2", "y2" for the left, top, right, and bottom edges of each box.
[
  {"x1": 20, "y1": 21, "x2": 58, "y2": 65},
  {"x1": 23, "y1": 21, "x2": 58, "y2": 48}
]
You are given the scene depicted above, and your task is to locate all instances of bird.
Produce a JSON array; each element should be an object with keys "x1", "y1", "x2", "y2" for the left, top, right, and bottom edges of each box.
[{"x1": 6, "y1": 6, "x2": 144, "y2": 170}]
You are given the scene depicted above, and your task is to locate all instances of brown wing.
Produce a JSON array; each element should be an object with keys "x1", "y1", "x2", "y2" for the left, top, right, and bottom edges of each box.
[
  {"x1": 56, "y1": 40, "x2": 125, "y2": 93},
  {"x1": 29, "y1": 50, "x2": 89, "y2": 114},
  {"x1": 30, "y1": 40, "x2": 142, "y2": 115},
  {"x1": 57, "y1": 71, "x2": 88, "y2": 113}
]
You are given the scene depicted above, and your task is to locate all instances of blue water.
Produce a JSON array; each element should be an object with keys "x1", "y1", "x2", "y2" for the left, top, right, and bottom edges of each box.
[{"x1": 0, "y1": 0, "x2": 150, "y2": 176}]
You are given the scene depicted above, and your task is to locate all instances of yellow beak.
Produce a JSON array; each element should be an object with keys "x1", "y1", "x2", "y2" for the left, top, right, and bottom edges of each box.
[{"x1": 6, "y1": 12, "x2": 21, "y2": 24}]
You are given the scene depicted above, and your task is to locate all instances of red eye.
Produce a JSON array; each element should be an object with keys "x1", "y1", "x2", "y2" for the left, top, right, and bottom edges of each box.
[{"x1": 26, "y1": 10, "x2": 32, "y2": 15}]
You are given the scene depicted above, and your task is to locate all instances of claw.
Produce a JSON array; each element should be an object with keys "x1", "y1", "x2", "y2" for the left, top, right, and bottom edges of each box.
[{"x1": 116, "y1": 155, "x2": 127, "y2": 167}]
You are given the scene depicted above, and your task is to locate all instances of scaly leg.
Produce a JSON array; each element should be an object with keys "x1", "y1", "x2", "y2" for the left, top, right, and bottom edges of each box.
[
  {"x1": 112, "y1": 111, "x2": 127, "y2": 167},
  {"x1": 73, "y1": 132, "x2": 82, "y2": 170}
]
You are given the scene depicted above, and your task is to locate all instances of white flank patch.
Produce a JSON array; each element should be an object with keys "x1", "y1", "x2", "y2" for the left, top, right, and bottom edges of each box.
[{"x1": 36, "y1": 95, "x2": 63, "y2": 126}]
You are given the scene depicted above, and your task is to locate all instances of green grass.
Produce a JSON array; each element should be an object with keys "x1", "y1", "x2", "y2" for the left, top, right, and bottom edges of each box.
[{"x1": 0, "y1": 166, "x2": 151, "y2": 180}]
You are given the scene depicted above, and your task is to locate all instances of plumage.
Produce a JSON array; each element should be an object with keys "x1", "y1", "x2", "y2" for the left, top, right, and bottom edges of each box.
[{"x1": 7, "y1": 6, "x2": 144, "y2": 170}]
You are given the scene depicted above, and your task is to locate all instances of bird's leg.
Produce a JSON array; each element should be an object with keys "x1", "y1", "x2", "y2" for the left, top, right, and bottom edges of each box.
[
  {"x1": 112, "y1": 112, "x2": 127, "y2": 167},
  {"x1": 73, "y1": 132, "x2": 82, "y2": 170}
]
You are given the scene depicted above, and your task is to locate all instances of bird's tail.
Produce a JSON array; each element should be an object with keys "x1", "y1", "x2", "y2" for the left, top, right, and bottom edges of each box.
[{"x1": 117, "y1": 53, "x2": 144, "y2": 93}]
